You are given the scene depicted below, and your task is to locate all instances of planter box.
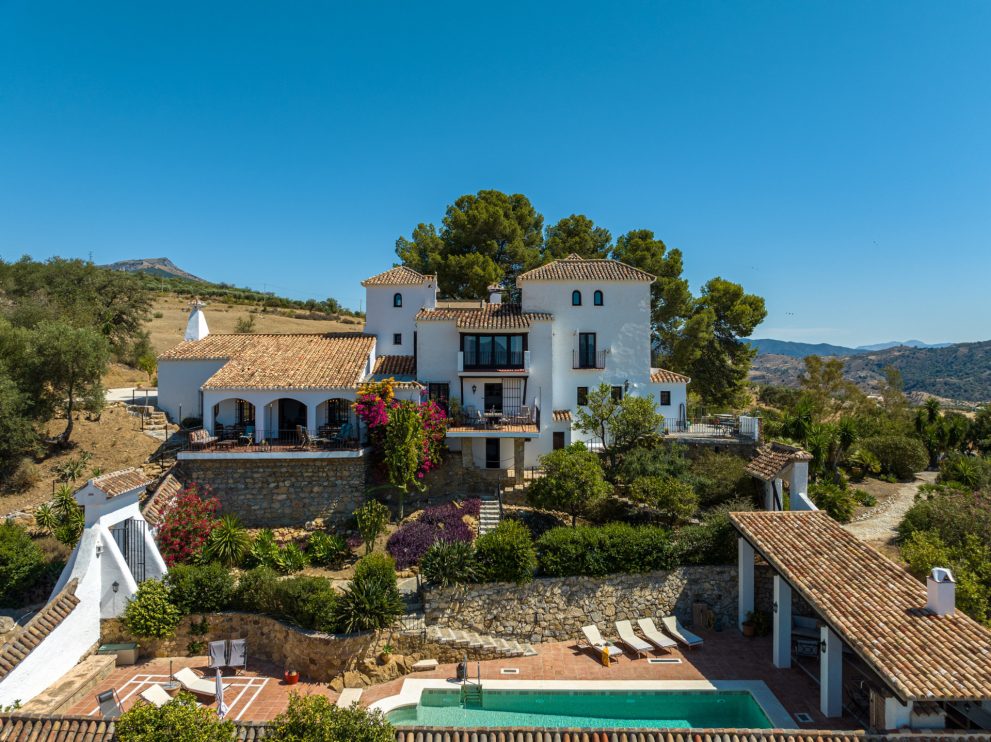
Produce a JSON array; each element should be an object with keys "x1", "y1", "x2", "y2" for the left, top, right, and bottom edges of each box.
[{"x1": 97, "y1": 642, "x2": 138, "y2": 666}]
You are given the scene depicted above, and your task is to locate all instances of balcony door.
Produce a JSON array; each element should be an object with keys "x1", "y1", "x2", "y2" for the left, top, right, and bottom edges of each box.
[
  {"x1": 483, "y1": 383, "x2": 503, "y2": 413},
  {"x1": 578, "y1": 333, "x2": 597, "y2": 368}
]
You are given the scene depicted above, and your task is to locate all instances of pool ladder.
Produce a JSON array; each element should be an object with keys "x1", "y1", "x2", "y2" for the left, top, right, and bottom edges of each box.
[{"x1": 460, "y1": 654, "x2": 483, "y2": 709}]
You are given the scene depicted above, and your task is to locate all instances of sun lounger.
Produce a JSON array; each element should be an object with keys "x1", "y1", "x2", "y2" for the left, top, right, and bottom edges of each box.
[
  {"x1": 208, "y1": 640, "x2": 227, "y2": 669},
  {"x1": 175, "y1": 667, "x2": 230, "y2": 697},
  {"x1": 336, "y1": 688, "x2": 363, "y2": 707},
  {"x1": 580, "y1": 624, "x2": 624, "y2": 660},
  {"x1": 139, "y1": 684, "x2": 174, "y2": 708},
  {"x1": 661, "y1": 615, "x2": 704, "y2": 648},
  {"x1": 96, "y1": 689, "x2": 123, "y2": 719},
  {"x1": 637, "y1": 617, "x2": 677, "y2": 652},
  {"x1": 615, "y1": 620, "x2": 652, "y2": 658},
  {"x1": 228, "y1": 638, "x2": 246, "y2": 674}
]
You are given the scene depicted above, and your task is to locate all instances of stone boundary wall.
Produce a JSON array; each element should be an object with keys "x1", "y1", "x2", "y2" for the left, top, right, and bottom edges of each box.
[{"x1": 176, "y1": 457, "x2": 366, "y2": 527}]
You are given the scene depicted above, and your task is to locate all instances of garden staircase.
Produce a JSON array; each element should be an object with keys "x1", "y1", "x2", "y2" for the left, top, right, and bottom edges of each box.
[{"x1": 478, "y1": 495, "x2": 501, "y2": 535}]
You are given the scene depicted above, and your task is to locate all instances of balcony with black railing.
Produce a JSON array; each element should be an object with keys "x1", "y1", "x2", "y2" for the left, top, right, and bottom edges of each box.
[{"x1": 573, "y1": 349, "x2": 607, "y2": 369}]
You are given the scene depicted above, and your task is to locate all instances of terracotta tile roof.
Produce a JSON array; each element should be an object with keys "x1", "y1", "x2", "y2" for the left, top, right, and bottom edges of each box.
[
  {"x1": 0, "y1": 715, "x2": 116, "y2": 741},
  {"x1": 651, "y1": 367, "x2": 691, "y2": 383},
  {"x1": 159, "y1": 334, "x2": 375, "y2": 390},
  {"x1": 0, "y1": 580, "x2": 80, "y2": 682},
  {"x1": 141, "y1": 471, "x2": 183, "y2": 527},
  {"x1": 552, "y1": 409, "x2": 572, "y2": 422},
  {"x1": 731, "y1": 510, "x2": 991, "y2": 702},
  {"x1": 373, "y1": 355, "x2": 417, "y2": 376},
  {"x1": 746, "y1": 442, "x2": 813, "y2": 481},
  {"x1": 360, "y1": 265, "x2": 434, "y2": 286},
  {"x1": 517, "y1": 254, "x2": 655, "y2": 283},
  {"x1": 416, "y1": 304, "x2": 551, "y2": 329},
  {"x1": 89, "y1": 468, "x2": 151, "y2": 498}
]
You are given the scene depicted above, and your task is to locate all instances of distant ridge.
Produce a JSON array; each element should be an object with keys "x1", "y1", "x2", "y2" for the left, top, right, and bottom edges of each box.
[
  {"x1": 749, "y1": 338, "x2": 952, "y2": 358},
  {"x1": 856, "y1": 339, "x2": 952, "y2": 351},
  {"x1": 103, "y1": 257, "x2": 207, "y2": 283}
]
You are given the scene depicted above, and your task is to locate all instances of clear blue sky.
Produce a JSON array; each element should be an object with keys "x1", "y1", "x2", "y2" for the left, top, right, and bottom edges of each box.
[{"x1": 2, "y1": 1, "x2": 989, "y2": 347}]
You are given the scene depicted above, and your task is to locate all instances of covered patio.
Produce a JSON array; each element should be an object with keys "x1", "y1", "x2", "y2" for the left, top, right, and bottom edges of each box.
[{"x1": 731, "y1": 510, "x2": 991, "y2": 731}]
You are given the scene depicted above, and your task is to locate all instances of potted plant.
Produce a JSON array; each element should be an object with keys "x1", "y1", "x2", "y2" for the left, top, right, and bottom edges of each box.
[
  {"x1": 378, "y1": 643, "x2": 394, "y2": 664},
  {"x1": 742, "y1": 611, "x2": 757, "y2": 638},
  {"x1": 283, "y1": 665, "x2": 299, "y2": 685}
]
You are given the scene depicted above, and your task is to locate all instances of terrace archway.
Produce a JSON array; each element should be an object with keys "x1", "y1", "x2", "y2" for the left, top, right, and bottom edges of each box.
[
  {"x1": 273, "y1": 397, "x2": 307, "y2": 441},
  {"x1": 211, "y1": 398, "x2": 256, "y2": 439}
]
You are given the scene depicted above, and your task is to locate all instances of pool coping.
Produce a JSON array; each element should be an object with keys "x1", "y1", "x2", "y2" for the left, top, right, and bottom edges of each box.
[{"x1": 368, "y1": 678, "x2": 798, "y2": 729}]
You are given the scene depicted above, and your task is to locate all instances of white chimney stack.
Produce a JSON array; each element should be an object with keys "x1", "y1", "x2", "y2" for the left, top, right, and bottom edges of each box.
[
  {"x1": 488, "y1": 285, "x2": 503, "y2": 305},
  {"x1": 184, "y1": 299, "x2": 210, "y2": 341},
  {"x1": 926, "y1": 567, "x2": 956, "y2": 616}
]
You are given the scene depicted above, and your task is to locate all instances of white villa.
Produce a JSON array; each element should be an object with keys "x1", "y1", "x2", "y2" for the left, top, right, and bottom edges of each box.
[{"x1": 158, "y1": 254, "x2": 698, "y2": 470}]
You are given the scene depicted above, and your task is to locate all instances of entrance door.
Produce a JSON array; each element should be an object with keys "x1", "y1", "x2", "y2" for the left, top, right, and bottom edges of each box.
[
  {"x1": 483, "y1": 383, "x2": 503, "y2": 413},
  {"x1": 553, "y1": 431, "x2": 565, "y2": 450},
  {"x1": 278, "y1": 399, "x2": 307, "y2": 440},
  {"x1": 485, "y1": 438, "x2": 501, "y2": 469}
]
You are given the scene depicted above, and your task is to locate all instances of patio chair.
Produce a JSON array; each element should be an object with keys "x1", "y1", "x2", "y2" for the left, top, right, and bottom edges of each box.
[
  {"x1": 96, "y1": 689, "x2": 123, "y2": 719},
  {"x1": 518, "y1": 405, "x2": 531, "y2": 424},
  {"x1": 139, "y1": 684, "x2": 175, "y2": 708},
  {"x1": 331, "y1": 423, "x2": 352, "y2": 447},
  {"x1": 188, "y1": 428, "x2": 218, "y2": 450},
  {"x1": 228, "y1": 638, "x2": 247, "y2": 674},
  {"x1": 208, "y1": 639, "x2": 227, "y2": 669},
  {"x1": 579, "y1": 624, "x2": 624, "y2": 661},
  {"x1": 661, "y1": 615, "x2": 704, "y2": 649},
  {"x1": 238, "y1": 424, "x2": 255, "y2": 445},
  {"x1": 175, "y1": 667, "x2": 230, "y2": 698},
  {"x1": 637, "y1": 617, "x2": 677, "y2": 652},
  {"x1": 615, "y1": 620, "x2": 652, "y2": 659}
]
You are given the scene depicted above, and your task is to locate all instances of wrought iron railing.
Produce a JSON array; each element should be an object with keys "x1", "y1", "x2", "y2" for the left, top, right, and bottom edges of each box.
[
  {"x1": 573, "y1": 350, "x2": 607, "y2": 369},
  {"x1": 181, "y1": 428, "x2": 362, "y2": 453}
]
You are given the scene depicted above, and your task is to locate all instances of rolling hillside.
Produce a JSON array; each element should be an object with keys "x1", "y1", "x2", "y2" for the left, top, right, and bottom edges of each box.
[{"x1": 750, "y1": 340, "x2": 991, "y2": 403}]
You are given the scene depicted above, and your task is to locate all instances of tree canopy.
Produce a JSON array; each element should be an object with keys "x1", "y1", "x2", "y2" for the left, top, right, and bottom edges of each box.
[{"x1": 396, "y1": 191, "x2": 766, "y2": 404}]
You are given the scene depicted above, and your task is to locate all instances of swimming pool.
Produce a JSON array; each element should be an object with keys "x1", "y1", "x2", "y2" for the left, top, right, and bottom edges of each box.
[{"x1": 385, "y1": 687, "x2": 774, "y2": 729}]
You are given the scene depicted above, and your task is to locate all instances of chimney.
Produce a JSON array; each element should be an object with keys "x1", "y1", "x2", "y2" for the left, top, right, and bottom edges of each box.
[
  {"x1": 487, "y1": 285, "x2": 503, "y2": 305},
  {"x1": 184, "y1": 299, "x2": 210, "y2": 341},
  {"x1": 926, "y1": 567, "x2": 956, "y2": 616}
]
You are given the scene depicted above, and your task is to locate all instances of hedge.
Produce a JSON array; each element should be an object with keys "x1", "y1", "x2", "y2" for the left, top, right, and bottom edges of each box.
[
  {"x1": 473, "y1": 520, "x2": 536, "y2": 585},
  {"x1": 860, "y1": 435, "x2": 928, "y2": 480},
  {"x1": 536, "y1": 523, "x2": 675, "y2": 577}
]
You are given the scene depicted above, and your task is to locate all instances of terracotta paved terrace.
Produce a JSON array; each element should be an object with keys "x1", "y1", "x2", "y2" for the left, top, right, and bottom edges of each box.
[{"x1": 67, "y1": 630, "x2": 861, "y2": 729}]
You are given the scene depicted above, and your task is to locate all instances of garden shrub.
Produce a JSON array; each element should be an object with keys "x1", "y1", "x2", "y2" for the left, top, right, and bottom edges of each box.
[
  {"x1": 166, "y1": 563, "x2": 235, "y2": 614},
  {"x1": 234, "y1": 566, "x2": 281, "y2": 615},
  {"x1": 354, "y1": 499, "x2": 390, "y2": 555},
  {"x1": 273, "y1": 576, "x2": 339, "y2": 632},
  {"x1": 122, "y1": 579, "x2": 181, "y2": 639},
  {"x1": 333, "y1": 553, "x2": 403, "y2": 633},
  {"x1": 202, "y1": 514, "x2": 250, "y2": 567},
  {"x1": 860, "y1": 435, "x2": 928, "y2": 480},
  {"x1": 244, "y1": 530, "x2": 307, "y2": 574},
  {"x1": 526, "y1": 443, "x2": 610, "y2": 526},
  {"x1": 420, "y1": 541, "x2": 476, "y2": 586},
  {"x1": 116, "y1": 691, "x2": 236, "y2": 742},
  {"x1": 613, "y1": 443, "x2": 691, "y2": 484},
  {"x1": 266, "y1": 692, "x2": 394, "y2": 742},
  {"x1": 503, "y1": 507, "x2": 567, "y2": 539},
  {"x1": 901, "y1": 529, "x2": 991, "y2": 626},
  {"x1": 628, "y1": 476, "x2": 698, "y2": 526},
  {"x1": 276, "y1": 542, "x2": 309, "y2": 573},
  {"x1": 0, "y1": 521, "x2": 45, "y2": 607},
  {"x1": 671, "y1": 501, "x2": 743, "y2": 566},
  {"x1": 899, "y1": 485, "x2": 991, "y2": 547},
  {"x1": 473, "y1": 520, "x2": 536, "y2": 585},
  {"x1": 808, "y1": 482, "x2": 857, "y2": 523},
  {"x1": 689, "y1": 450, "x2": 753, "y2": 506},
  {"x1": 938, "y1": 453, "x2": 991, "y2": 490},
  {"x1": 386, "y1": 501, "x2": 473, "y2": 569},
  {"x1": 157, "y1": 484, "x2": 220, "y2": 565},
  {"x1": 535, "y1": 523, "x2": 674, "y2": 577},
  {"x1": 308, "y1": 531, "x2": 349, "y2": 567}
]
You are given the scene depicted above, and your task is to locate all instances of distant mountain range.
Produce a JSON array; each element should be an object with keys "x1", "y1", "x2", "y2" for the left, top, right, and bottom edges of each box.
[
  {"x1": 103, "y1": 257, "x2": 207, "y2": 283},
  {"x1": 748, "y1": 338, "x2": 951, "y2": 358},
  {"x1": 750, "y1": 340, "x2": 991, "y2": 403}
]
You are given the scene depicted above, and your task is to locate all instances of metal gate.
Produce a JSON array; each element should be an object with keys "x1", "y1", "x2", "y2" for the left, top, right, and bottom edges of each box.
[{"x1": 110, "y1": 518, "x2": 147, "y2": 584}]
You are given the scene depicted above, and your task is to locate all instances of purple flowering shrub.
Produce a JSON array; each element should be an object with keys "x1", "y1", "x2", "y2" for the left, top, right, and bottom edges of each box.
[{"x1": 386, "y1": 501, "x2": 476, "y2": 569}]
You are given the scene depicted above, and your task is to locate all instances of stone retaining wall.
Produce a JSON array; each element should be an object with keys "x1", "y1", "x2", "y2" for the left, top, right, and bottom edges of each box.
[
  {"x1": 424, "y1": 565, "x2": 768, "y2": 644},
  {"x1": 176, "y1": 457, "x2": 366, "y2": 527}
]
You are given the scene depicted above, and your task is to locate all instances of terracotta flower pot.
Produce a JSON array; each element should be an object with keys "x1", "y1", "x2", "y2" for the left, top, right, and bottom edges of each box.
[
  {"x1": 742, "y1": 622, "x2": 756, "y2": 638},
  {"x1": 284, "y1": 671, "x2": 299, "y2": 685}
]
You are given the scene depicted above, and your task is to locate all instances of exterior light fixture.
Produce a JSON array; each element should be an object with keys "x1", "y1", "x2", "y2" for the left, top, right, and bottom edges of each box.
[
  {"x1": 95, "y1": 543, "x2": 103, "y2": 557},
  {"x1": 112, "y1": 581, "x2": 119, "y2": 593},
  {"x1": 472, "y1": 384, "x2": 477, "y2": 395}
]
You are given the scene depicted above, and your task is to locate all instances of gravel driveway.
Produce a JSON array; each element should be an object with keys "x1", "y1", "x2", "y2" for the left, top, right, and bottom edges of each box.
[{"x1": 843, "y1": 471, "x2": 937, "y2": 548}]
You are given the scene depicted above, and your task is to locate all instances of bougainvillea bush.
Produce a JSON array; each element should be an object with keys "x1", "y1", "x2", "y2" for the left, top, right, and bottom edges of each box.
[
  {"x1": 386, "y1": 501, "x2": 475, "y2": 569},
  {"x1": 157, "y1": 483, "x2": 220, "y2": 566}
]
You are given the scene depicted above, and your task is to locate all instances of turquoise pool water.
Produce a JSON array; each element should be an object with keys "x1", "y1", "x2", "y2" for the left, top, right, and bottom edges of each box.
[{"x1": 386, "y1": 688, "x2": 773, "y2": 729}]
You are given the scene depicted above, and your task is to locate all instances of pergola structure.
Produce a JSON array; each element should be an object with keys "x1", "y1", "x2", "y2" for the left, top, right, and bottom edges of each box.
[{"x1": 731, "y1": 511, "x2": 991, "y2": 729}]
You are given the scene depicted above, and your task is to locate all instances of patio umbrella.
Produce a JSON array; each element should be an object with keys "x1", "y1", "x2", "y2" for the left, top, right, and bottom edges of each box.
[{"x1": 215, "y1": 668, "x2": 229, "y2": 719}]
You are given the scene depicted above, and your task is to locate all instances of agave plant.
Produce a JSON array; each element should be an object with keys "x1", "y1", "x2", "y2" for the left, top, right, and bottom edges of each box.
[
  {"x1": 246, "y1": 529, "x2": 280, "y2": 569},
  {"x1": 307, "y1": 531, "x2": 348, "y2": 568},
  {"x1": 34, "y1": 503, "x2": 58, "y2": 532},
  {"x1": 275, "y1": 542, "x2": 309, "y2": 574},
  {"x1": 202, "y1": 514, "x2": 250, "y2": 566}
]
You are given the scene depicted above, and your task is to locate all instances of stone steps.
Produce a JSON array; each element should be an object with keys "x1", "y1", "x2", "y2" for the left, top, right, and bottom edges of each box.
[
  {"x1": 423, "y1": 625, "x2": 536, "y2": 658},
  {"x1": 478, "y1": 496, "x2": 501, "y2": 536}
]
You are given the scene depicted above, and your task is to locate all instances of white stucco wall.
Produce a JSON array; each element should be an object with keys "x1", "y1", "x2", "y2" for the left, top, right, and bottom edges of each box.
[
  {"x1": 157, "y1": 359, "x2": 226, "y2": 423},
  {"x1": 364, "y1": 281, "x2": 436, "y2": 357}
]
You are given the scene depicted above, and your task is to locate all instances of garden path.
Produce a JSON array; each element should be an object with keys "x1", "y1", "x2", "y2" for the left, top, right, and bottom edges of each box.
[{"x1": 842, "y1": 471, "x2": 936, "y2": 550}]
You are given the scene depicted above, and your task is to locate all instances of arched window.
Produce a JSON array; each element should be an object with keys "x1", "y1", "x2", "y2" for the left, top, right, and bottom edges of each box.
[
  {"x1": 572, "y1": 290, "x2": 582, "y2": 306},
  {"x1": 393, "y1": 293, "x2": 403, "y2": 308},
  {"x1": 593, "y1": 290, "x2": 603, "y2": 306}
]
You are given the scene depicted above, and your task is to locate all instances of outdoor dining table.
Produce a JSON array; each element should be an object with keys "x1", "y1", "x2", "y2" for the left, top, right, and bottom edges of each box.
[{"x1": 483, "y1": 412, "x2": 503, "y2": 428}]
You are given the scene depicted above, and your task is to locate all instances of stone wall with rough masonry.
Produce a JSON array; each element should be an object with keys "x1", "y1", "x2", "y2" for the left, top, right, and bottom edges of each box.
[
  {"x1": 176, "y1": 457, "x2": 366, "y2": 527},
  {"x1": 423, "y1": 565, "x2": 771, "y2": 644}
]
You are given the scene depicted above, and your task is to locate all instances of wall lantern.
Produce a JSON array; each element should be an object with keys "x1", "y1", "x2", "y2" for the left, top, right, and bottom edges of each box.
[
  {"x1": 112, "y1": 581, "x2": 119, "y2": 593},
  {"x1": 471, "y1": 384, "x2": 477, "y2": 395}
]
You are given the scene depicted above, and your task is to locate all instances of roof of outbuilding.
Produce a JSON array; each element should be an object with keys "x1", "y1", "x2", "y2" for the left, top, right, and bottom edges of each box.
[
  {"x1": 650, "y1": 367, "x2": 691, "y2": 384},
  {"x1": 517, "y1": 254, "x2": 656, "y2": 283},
  {"x1": 552, "y1": 409, "x2": 572, "y2": 422},
  {"x1": 731, "y1": 510, "x2": 991, "y2": 702},
  {"x1": 141, "y1": 471, "x2": 184, "y2": 527},
  {"x1": 416, "y1": 304, "x2": 552, "y2": 330},
  {"x1": 160, "y1": 334, "x2": 375, "y2": 390},
  {"x1": 88, "y1": 468, "x2": 151, "y2": 498},
  {"x1": 746, "y1": 442, "x2": 813, "y2": 481},
  {"x1": 0, "y1": 580, "x2": 80, "y2": 682},
  {"x1": 361, "y1": 265, "x2": 435, "y2": 286}
]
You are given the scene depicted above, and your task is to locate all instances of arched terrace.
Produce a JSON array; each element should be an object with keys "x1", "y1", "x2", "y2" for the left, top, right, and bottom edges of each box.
[
  {"x1": 316, "y1": 398, "x2": 355, "y2": 443},
  {"x1": 211, "y1": 398, "x2": 257, "y2": 441}
]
